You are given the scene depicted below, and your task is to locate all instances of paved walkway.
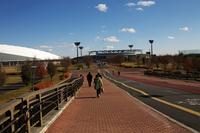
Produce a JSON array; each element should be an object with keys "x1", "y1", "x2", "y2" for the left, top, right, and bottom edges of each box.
[{"x1": 46, "y1": 76, "x2": 190, "y2": 133}]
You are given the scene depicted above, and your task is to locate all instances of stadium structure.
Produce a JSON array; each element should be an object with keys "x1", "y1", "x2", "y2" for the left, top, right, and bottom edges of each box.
[
  {"x1": 180, "y1": 49, "x2": 200, "y2": 55},
  {"x1": 88, "y1": 49, "x2": 143, "y2": 61},
  {"x1": 0, "y1": 44, "x2": 61, "y2": 66}
]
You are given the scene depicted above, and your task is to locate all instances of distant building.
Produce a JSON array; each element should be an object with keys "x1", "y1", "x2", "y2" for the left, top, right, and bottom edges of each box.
[
  {"x1": 0, "y1": 44, "x2": 61, "y2": 66},
  {"x1": 180, "y1": 49, "x2": 200, "y2": 55},
  {"x1": 88, "y1": 49, "x2": 143, "y2": 61}
]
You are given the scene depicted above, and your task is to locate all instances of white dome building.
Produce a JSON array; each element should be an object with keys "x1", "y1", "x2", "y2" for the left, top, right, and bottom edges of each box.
[{"x1": 0, "y1": 44, "x2": 61, "y2": 66}]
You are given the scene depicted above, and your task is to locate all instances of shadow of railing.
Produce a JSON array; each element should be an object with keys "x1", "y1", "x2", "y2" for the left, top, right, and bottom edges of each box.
[{"x1": 0, "y1": 76, "x2": 83, "y2": 133}]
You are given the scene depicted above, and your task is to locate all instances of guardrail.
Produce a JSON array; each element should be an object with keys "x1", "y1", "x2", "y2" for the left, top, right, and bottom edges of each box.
[{"x1": 0, "y1": 76, "x2": 83, "y2": 133}]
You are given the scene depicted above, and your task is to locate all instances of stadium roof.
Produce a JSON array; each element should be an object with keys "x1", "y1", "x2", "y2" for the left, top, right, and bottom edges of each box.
[{"x1": 0, "y1": 44, "x2": 61, "y2": 61}]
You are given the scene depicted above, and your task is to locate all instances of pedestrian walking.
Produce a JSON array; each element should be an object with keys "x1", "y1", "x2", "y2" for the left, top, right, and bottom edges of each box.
[
  {"x1": 94, "y1": 74, "x2": 103, "y2": 97},
  {"x1": 86, "y1": 72, "x2": 93, "y2": 87},
  {"x1": 118, "y1": 71, "x2": 120, "y2": 76},
  {"x1": 96, "y1": 72, "x2": 102, "y2": 79}
]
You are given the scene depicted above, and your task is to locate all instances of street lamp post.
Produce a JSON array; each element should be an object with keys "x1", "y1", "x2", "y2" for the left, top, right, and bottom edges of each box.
[
  {"x1": 128, "y1": 45, "x2": 133, "y2": 62},
  {"x1": 149, "y1": 40, "x2": 154, "y2": 55},
  {"x1": 79, "y1": 46, "x2": 83, "y2": 57},
  {"x1": 128, "y1": 45, "x2": 133, "y2": 50},
  {"x1": 74, "y1": 42, "x2": 80, "y2": 63}
]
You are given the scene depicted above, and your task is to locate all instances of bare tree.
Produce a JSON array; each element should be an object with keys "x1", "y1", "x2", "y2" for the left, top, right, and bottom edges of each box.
[
  {"x1": 83, "y1": 56, "x2": 93, "y2": 68},
  {"x1": 35, "y1": 62, "x2": 47, "y2": 79},
  {"x1": 61, "y1": 57, "x2": 71, "y2": 72}
]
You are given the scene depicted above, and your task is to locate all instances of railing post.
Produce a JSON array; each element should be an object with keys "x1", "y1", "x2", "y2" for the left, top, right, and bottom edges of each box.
[
  {"x1": 55, "y1": 88, "x2": 59, "y2": 110},
  {"x1": 5, "y1": 110, "x2": 15, "y2": 132},
  {"x1": 26, "y1": 100, "x2": 31, "y2": 133},
  {"x1": 64, "y1": 85, "x2": 68, "y2": 102},
  {"x1": 36, "y1": 94, "x2": 43, "y2": 127}
]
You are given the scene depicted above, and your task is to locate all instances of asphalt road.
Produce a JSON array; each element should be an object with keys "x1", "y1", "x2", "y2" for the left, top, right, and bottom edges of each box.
[{"x1": 103, "y1": 72, "x2": 200, "y2": 132}]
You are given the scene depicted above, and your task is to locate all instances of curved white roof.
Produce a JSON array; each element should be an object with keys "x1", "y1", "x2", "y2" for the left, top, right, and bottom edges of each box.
[{"x1": 0, "y1": 44, "x2": 61, "y2": 60}]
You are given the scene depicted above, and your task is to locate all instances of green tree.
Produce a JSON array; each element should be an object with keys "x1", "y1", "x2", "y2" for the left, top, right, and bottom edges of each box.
[
  {"x1": 47, "y1": 62, "x2": 57, "y2": 81},
  {"x1": 21, "y1": 63, "x2": 32, "y2": 85}
]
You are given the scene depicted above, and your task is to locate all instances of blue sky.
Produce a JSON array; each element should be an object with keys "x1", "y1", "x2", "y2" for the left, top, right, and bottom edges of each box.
[{"x1": 0, "y1": 0, "x2": 200, "y2": 57}]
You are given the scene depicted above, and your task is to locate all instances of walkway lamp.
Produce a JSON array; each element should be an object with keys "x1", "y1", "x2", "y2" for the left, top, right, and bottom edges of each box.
[
  {"x1": 128, "y1": 45, "x2": 133, "y2": 50},
  {"x1": 149, "y1": 40, "x2": 154, "y2": 55},
  {"x1": 79, "y1": 46, "x2": 83, "y2": 57},
  {"x1": 74, "y1": 42, "x2": 80, "y2": 63}
]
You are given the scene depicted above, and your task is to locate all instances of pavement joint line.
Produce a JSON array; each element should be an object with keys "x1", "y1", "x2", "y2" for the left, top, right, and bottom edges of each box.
[
  {"x1": 103, "y1": 73, "x2": 200, "y2": 117},
  {"x1": 39, "y1": 96, "x2": 75, "y2": 133}
]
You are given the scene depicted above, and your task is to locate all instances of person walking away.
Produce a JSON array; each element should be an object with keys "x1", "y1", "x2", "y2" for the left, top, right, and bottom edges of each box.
[
  {"x1": 87, "y1": 72, "x2": 93, "y2": 87},
  {"x1": 94, "y1": 75, "x2": 103, "y2": 97},
  {"x1": 118, "y1": 71, "x2": 120, "y2": 76}
]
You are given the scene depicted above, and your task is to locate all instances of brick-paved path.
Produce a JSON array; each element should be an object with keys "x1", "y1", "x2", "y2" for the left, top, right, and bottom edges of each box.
[{"x1": 46, "y1": 77, "x2": 190, "y2": 133}]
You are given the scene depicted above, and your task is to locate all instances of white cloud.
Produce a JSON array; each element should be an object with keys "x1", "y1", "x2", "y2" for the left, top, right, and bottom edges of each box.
[
  {"x1": 104, "y1": 45, "x2": 114, "y2": 50},
  {"x1": 136, "y1": 7, "x2": 144, "y2": 11},
  {"x1": 125, "y1": 2, "x2": 136, "y2": 7},
  {"x1": 68, "y1": 33, "x2": 75, "y2": 36},
  {"x1": 103, "y1": 36, "x2": 119, "y2": 43},
  {"x1": 179, "y1": 26, "x2": 190, "y2": 32},
  {"x1": 48, "y1": 48, "x2": 53, "y2": 52},
  {"x1": 168, "y1": 36, "x2": 175, "y2": 39},
  {"x1": 39, "y1": 45, "x2": 52, "y2": 48},
  {"x1": 137, "y1": 0, "x2": 155, "y2": 7},
  {"x1": 95, "y1": 4, "x2": 108, "y2": 12},
  {"x1": 95, "y1": 36, "x2": 101, "y2": 40},
  {"x1": 120, "y1": 28, "x2": 136, "y2": 33}
]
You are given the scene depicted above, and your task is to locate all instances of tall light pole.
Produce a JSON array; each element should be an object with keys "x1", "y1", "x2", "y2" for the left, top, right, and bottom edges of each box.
[
  {"x1": 79, "y1": 46, "x2": 83, "y2": 57},
  {"x1": 149, "y1": 40, "x2": 154, "y2": 55},
  {"x1": 74, "y1": 42, "x2": 80, "y2": 63},
  {"x1": 128, "y1": 45, "x2": 133, "y2": 50}
]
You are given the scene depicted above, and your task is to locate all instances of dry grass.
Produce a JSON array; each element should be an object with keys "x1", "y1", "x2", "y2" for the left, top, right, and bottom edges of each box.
[
  {"x1": 0, "y1": 86, "x2": 31, "y2": 104},
  {"x1": 0, "y1": 73, "x2": 64, "y2": 104},
  {"x1": 6, "y1": 76, "x2": 22, "y2": 84},
  {"x1": 1, "y1": 66, "x2": 21, "y2": 74}
]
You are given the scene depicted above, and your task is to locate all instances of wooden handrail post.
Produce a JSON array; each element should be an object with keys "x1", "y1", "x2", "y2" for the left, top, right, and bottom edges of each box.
[
  {"x1": 5, "y1": 110, "x2": 15, "y2": 132},
  {"x1": 26, "y1": 100, "x2": 31, "y2": 133},
  {"x1": 55, "y1": 88, "x2": 59, "y2": 110},
  {"x1": 36, "y1": 94, "x2": 43, "y2": 127}
]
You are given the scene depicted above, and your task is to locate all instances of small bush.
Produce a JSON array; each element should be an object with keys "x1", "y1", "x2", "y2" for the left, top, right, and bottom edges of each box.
[
  {"x1": 76, "y1": 64, "x2": 83, "y2": 70},
  {"x1": 64, "y1": 72, "x2": 71, "y2": 79},
  {"x1": 34, "y1": 81, "x2": 54, "y2": 90}
]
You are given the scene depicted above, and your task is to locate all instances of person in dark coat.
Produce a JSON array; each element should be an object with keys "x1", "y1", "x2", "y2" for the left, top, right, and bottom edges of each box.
[{"x1": 86, "y1": 72, "x2": 93, "y2": 87}]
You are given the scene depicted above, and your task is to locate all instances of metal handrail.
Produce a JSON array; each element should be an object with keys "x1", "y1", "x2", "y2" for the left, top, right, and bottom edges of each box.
[{"x1": 0, "y1": 76, "x2": 83, "y2": 133}]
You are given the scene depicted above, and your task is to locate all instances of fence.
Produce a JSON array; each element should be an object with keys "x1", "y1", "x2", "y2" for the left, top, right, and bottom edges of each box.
[{"x1": 0, "y1": 76, "x2": 83, "y2": 133}]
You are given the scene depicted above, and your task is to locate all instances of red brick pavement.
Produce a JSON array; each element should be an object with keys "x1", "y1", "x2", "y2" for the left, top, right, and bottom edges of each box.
[{"x1": 46, "y1": 77, "x2": 190, "y2": 133}]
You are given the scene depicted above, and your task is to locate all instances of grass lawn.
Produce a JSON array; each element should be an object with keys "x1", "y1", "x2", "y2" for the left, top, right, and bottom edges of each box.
[
  {"x1": 6, "y1": 76, "x2": 22, "y2": 84},
  {"x1": 0, "y1": 72, "x2": 66, "y2": 104},
  {"x1": 0, "y1": 86, "x2": 31, "y2": 104},
  {"x1": 1, "y1": 66, "x2": 21, "y2": 74}
]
